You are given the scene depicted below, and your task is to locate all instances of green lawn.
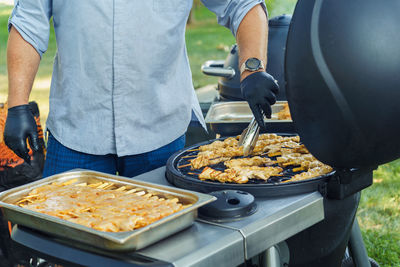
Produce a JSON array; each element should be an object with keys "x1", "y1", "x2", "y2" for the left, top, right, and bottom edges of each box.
[
  {"x1": 359, "y1": 161, "x2": 400, "y2": 266},
  {"x1": 187, "y1": 0, "x2": 297, "y2": 89},
  {"x1": 0, "y1": 2, "x2": 399, "y2": 266},
  {"x1": 0, "y1": 4, "x2": 54, "y2": 124}
]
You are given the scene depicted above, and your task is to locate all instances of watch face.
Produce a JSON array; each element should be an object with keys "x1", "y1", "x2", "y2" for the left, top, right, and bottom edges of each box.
[{"x1": 246, "y1": 58, "x2": 261, "y2": 70}]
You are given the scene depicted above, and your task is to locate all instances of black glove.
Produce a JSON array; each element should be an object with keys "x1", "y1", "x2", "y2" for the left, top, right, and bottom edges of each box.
[
  {"x1": 4, "y1": 104, "x2": 40, "y2": 164},
  {"x1": 241, "y1": 71, "x2": 279, "y2": 130}
]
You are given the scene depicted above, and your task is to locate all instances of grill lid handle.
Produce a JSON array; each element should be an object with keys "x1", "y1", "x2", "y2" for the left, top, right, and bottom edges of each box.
[{"x1": 201, "y1": 60, "x2": 236, "y2": 79}]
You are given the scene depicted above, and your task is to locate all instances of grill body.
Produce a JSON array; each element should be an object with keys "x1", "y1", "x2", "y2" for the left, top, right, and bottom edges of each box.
[
  {"x1": 167, "y1": 136, "x2": 374, "y2": 266},
  {"x1": 287, "y1": 191, "x2": 361, "y2": 267}
]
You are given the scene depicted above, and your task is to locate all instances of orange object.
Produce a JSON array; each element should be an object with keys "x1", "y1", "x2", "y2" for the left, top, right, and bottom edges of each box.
[
  {"x1": 0, "y1": 102, "x2": 45, "y2": 171},
  {"x1": 7, "y1": 221, "x2": 12, "y2": 235}
]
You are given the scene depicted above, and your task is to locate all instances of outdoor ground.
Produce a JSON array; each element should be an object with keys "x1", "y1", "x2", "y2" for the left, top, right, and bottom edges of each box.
[{"x1": 0, "y1": 2, "x2": 399, "y2": 266}]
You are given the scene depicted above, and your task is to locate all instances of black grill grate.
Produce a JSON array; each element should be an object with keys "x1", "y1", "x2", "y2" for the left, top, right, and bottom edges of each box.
[{"x1": 166, "y1": 137, "x2": 336, "y2": 197}]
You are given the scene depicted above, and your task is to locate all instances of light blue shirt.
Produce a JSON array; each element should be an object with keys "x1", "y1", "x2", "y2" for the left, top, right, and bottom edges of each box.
[{"x1": 9, "y1": 0, "x2": 266, "y2": 156}]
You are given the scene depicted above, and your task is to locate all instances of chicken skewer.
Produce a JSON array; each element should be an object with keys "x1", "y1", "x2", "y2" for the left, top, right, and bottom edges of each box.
[
  {"x1": 198, "y1": 137, "x2": 239, "y2": 151},
  {"x1": 283, "y1": 165, "x2": 333, "y2": 183},
  {"x1": 199, "y1": 166, "x2": 284, "y2": 184},
  {"x1": 224, "y1": 156, "x2": 275, "y2": 168}
]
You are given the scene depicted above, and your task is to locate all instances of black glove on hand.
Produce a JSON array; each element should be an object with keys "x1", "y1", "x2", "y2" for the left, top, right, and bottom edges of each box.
[
  {"x1": 241, "y1": 71, "x2": 279, "y2": 130},
  {"x1": 4, "y1": 104, "x2": 40, "y2": 164}
]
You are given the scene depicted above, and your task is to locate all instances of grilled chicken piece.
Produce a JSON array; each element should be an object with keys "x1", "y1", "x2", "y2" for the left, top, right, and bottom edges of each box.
[
  {"x1": 224, "y1": 156, "x2": 275, "y2": 168},
  {"x1": 256, "y1": 133, "x2": 299, "y2": 142},
  {"x1": 276, "y1": 153, "x2": 304, "y2": 162},
  {"x1": 198, "y1": 167, "x2": 234, "y2": 182},
  {"x1": 229, "y1": 166, "x2": 283, "y2": 181},
  {"x1": 261, "y1": 141, "x2": 308, "y2": 154},
  {"x1": 300, "y1": 160, "x2": 326, "y2": 169},
  {"x1": 198, "y1": 146, "x2": 243, "y2": 157},
  {"x1": 284, "y1": 166, "x2": 334, "y2": 183},
  {"x1": 199, "y1": 137, "x2": 238, "y2": 151},
  {"x1": 199, "y1": 166, "x2": 250, "y2": 183},
  {"x1": 276, "y1": 153, "x2": 315, "y2": 165},
  {"x1": 191, "y1": 155, "x2": 231, "y2": 169},
  {"x1": 252, "y1": 138, "x2": 291, "y2": 153},
  {"x1": 199, "y1": 166, "x2": 283, "y2": 184},
  {"x1": 276, "y1": 153, "x2": 327, "y2": 170},
  {"x1": 191, "y1": 146, "x2": 243, "y2": 169}
]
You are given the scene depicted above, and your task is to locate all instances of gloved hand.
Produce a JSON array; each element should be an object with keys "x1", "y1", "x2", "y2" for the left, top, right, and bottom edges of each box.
[
  {"x1": 4, "y1": 104, "x2": 40, "y2": 164},
  {"x1": 241, "y1": 71, "x2": 279, "y2": 130}
]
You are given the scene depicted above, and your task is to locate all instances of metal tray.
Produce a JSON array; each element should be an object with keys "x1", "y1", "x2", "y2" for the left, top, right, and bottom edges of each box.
[
  {"x1": 205, "y1": 101, "x2": 295, "y2": 136},
  {"x1": 0, "y1": 169, "x2": 215, "y2": 251}
]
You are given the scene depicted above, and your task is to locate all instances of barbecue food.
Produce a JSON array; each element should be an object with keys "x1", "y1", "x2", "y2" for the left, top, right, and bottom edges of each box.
[
  {"x1": 198, "y1": 137, "x2": 238, "y2": 151},
  {"x1": 224, "y1": 156, "x2": 274, "y2": 168},
  {"x1": 190, "y1": 154, "x2": 232, "y2": 169},
  {"x1": 181, "y1": 133, "x2": 334, "y2": 184},
  {"x1": 275, "y1": 102, "x2": 292, "y2": 120},
  {"x1": 190, "y1": 147, "x2": 243, "y2": 169},
  {"x1": 283, "y1": 166, "x2": 333, "y2": 183},
  {"x1": 199, "y1": 166, "x2": 283, "y2": 184},
  {"x1": 276, "y1": 153, "x2": 326, "y2": 168},
  {"x1": 16, "y1": 179, "x2": 189, "y2": 232},
  {"x1": 256, "y1": 133, "x2": 298, "y2": 142},
  {"x1": 189, "y1": 135, "x2": 302, "y2": 169}
]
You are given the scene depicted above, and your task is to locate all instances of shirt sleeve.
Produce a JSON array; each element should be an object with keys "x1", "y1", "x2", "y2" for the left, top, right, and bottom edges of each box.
[
  {"x1": 201, "y1": 0, "x2": 267, "y2": 37},
  {"x1": 8, "y1": 0, "x2": 52, "y2": 58}
]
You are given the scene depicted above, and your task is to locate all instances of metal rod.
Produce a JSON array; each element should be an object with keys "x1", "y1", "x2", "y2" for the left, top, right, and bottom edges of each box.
[
  {"x1": 259, "y1": 246, "x2": 281, "y2": 267},
  {"x1": 348, "y1": 218, "x2": 371, "y2": 267}
]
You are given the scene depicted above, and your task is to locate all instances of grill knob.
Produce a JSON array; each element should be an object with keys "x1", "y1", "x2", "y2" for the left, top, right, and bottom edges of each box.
[{"x1": 198, "y1": 190, "x2": 257, "y2": 222}]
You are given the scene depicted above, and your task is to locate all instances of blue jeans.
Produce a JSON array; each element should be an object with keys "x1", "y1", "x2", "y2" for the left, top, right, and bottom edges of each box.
[{"x1": 43, "y1": 133, "x2": 185, "y2": 178}]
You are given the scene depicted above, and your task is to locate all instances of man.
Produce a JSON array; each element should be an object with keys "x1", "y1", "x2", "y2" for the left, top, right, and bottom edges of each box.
[{"x1": 4, "y1": 0, "x2": 278, "y2": 178}]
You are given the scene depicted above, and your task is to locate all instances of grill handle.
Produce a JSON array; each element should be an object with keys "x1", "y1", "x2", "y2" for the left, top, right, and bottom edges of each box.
[{"x1": 201, "y1": 60, "x2": 235, "y2": 79}]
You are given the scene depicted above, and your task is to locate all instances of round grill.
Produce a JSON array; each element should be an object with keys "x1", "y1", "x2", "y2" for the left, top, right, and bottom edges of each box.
[{"x1": 166, "y1": 136, "x2": 336, "y2": 197}]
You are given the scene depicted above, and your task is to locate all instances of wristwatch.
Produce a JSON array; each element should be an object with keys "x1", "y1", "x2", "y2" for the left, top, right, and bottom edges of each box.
[{"x1": 240, "y1": 57, "x2": 265, "y2": 75}]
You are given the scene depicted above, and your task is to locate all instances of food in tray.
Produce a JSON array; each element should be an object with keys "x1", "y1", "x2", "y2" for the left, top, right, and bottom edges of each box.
[
  {"x1": 275, "y1": 102, "x2": 292, "y2": 120},
  {"x1": 181, "y1": 133, "x2": 333, "y2": 184},
  {"x1": 15, "y1": 179, "x2": 190, "y2": 232}
]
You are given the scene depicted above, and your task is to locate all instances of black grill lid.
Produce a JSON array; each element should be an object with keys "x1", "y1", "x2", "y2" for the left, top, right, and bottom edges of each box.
[{"x1": 285, "y1": 0, "x2": 400, "y2": 168}]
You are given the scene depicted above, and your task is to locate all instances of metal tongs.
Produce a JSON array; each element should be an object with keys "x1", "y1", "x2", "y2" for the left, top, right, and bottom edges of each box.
[{"x1": 238, "y1": 117, "x2": 260, "y2": 156}]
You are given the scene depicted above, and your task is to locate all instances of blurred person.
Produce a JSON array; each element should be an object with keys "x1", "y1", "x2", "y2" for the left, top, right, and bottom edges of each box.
[{"x1": 4, "y1": 1, "x2": 278, "y2": 178}]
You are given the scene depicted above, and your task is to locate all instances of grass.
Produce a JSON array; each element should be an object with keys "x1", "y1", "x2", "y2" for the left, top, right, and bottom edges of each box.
[
  {"x1": 186, "y1": 7, "x2": 235, "y2": 89},
  {"x1": 0, "y1": 2, "x2": 399, "y2": 266},
  {"x1": 0, "y1": 4, "x2": 54, "y2": 125},
  {"x1": 358, "y1": 160, "x2": 400, "y2": 266},
  {"x1": 187, "y1": 0, "x2": 297, "y2": 89}
]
